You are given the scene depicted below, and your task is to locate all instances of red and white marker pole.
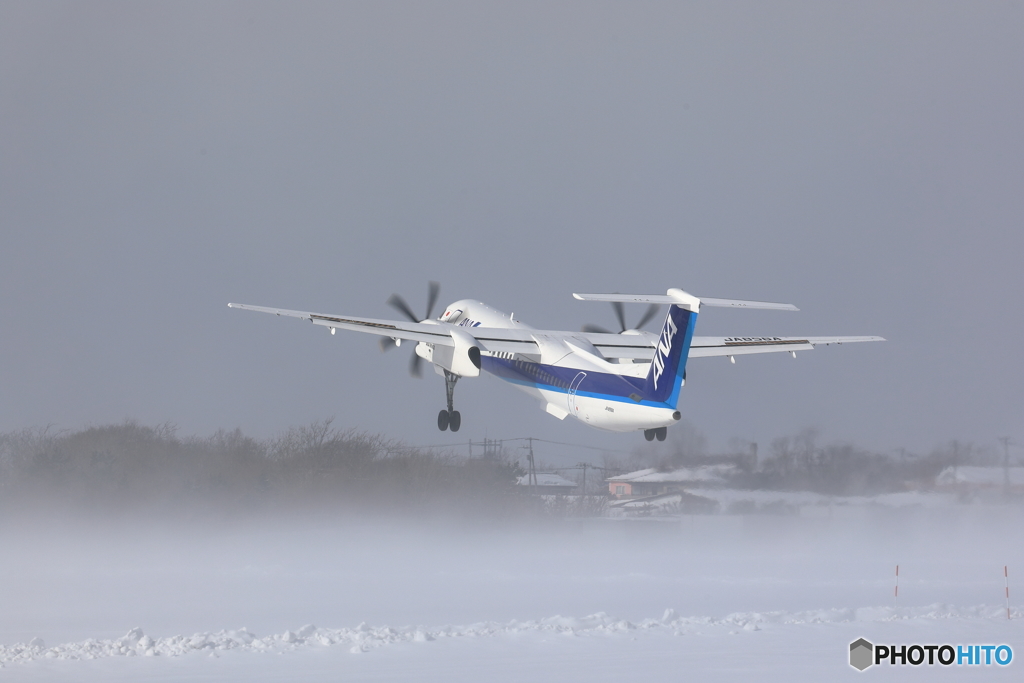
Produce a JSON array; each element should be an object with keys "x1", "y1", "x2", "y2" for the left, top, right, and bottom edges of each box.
[
  {"x1": 895, "y1": 564, "x2": 899, "y2": 610},
  {"x1": 1006, "y1": 566, "x2": 1011, "y2": 620}
]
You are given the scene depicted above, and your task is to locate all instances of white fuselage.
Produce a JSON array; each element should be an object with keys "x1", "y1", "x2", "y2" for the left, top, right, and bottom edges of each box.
[{"x1": 422, "y1": 299, "x2": 681, "y2": 433}]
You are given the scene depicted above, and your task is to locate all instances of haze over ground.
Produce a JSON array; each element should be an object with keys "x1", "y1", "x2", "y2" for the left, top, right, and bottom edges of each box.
[
  {"x1": 2, "y1": 1, "x2": 1022, "y2": 453},
  {"x1": 2, "y1": 503, "x2": 1020, "y2": 680}
]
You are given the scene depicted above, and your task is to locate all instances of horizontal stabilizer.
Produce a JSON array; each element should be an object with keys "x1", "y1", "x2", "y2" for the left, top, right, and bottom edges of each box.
[
  {"x1": 573, "y1": 292, "x2": 798, "y2": 311},
  {"x1": 699, "y1": 298, "x2": 798, "y2": 311}
]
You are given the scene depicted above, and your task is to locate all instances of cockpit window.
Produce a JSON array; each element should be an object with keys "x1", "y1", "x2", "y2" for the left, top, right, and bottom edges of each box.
[{"x1": 442, "y1": 309, "x2": 463, "y2": 322}]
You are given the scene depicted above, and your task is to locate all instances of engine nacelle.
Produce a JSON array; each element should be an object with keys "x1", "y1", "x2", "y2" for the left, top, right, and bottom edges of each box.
[{"x1": 431, "y1": 328, "x2": 482, "y2": 377}]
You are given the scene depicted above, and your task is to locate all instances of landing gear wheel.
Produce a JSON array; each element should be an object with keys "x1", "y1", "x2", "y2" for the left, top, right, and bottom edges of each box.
[
  {"x1": 644, "y1": 429, "x2": 656, "y2": 442},
  {"x1": 438, "y1": 370, "x2": 460, "y2": 432},
  {"x1": 656, "y1": 427, "x2": 667, "y2": 442}
]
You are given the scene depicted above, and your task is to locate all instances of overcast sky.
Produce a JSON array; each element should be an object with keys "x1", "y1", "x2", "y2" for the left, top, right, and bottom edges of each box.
[{"x1": 2, "y1": 1, "x2": 1022, "y2": 458}]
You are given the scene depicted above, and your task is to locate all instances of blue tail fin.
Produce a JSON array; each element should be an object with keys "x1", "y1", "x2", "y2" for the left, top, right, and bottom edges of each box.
[{"x1": 641, "y1": 299, "x2": 698, "y2": 408}]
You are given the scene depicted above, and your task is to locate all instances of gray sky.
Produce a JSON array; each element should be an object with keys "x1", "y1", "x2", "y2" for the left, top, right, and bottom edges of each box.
[{"x1": 2, "y1": 1, "x2": 1022, "y2": 457}]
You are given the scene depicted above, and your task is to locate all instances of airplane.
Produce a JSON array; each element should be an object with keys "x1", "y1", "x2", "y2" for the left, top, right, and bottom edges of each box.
[{"x1": 228, "y1": 284, "x2": 883, "y2": 441}]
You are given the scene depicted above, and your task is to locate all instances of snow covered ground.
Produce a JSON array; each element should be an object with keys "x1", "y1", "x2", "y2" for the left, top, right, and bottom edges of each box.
[
  {"x1": 1, "y1": 502, "x2": 1021, "y2": 681},
  {"x1": 5, "y1": 604, "x2": 1021, "y2": 682}
]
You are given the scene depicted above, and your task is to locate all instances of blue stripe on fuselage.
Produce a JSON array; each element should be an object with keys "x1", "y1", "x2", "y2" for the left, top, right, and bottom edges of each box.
[
  {"x1": 480, "y1": 356, "x2": 668, "y2": 407},
  {"x1": 478, "y1": 304, "x2": 697, "y2": 409}
]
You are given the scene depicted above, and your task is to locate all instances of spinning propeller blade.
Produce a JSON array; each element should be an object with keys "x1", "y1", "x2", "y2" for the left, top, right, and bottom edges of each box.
[
  {"x1": 582, "y1": 301, "x2": 661, "y2": 334},
  {"x1": 634, "y1": 303, "x2": 660, "y2": 330},
  {"x1": 386, "y1": 294, "x2": 419, "y2": 323},
  {"x1": 424, "y1": 281, "x2": 440, "y2": 321},
  {"x1": 612, "y1": 302, "x2": 627, "y2": 332},
  {"x1": 384, "y1": 281, "x2": 442, "y2": 377}
]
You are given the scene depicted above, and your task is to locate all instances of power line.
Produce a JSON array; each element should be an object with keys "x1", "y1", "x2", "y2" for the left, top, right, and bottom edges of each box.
[
  {"x1": 546, "y1": 463, "x2": 620, "y2": 472},
  {"x1": 385, "y1": 436, "x2": 625, "y2": 454},
  {"x1": 500, "y1": 437, "x2": 622, "y2": 453}
]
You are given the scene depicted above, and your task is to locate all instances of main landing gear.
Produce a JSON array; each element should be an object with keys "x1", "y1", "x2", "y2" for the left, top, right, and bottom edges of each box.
[
  {"x1": 644, "y1": 427, "x2": 667, "y2": 442},
  {"x1": 437, "y1": 370, "x2": 461, "y2": 432}
]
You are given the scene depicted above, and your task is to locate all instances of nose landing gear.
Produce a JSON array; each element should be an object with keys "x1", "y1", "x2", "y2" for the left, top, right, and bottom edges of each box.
[
  {"x1": 643, "y1": 427, "x2": 667, "y2": 442},
  {"x1": 437, "y1": 370, "x2": 462, "y2": 432}
]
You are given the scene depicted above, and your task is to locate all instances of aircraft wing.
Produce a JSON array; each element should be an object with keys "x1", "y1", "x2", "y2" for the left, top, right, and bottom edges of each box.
[
  {"x1": 575, "y1": 333, "x2": 885, "y2": 360},
  {"x1": 228, "y1": 303, "x2": 883, "y2": 360},
  {"x1": 689, "y1": 335, "x2": 885, "y2": 358},
  {"x1": 227, "y1": 303, "x2": 460, "y2": 346},
  {"x1": 229, "y1": 303, "x2": 545, "y2": 354}
]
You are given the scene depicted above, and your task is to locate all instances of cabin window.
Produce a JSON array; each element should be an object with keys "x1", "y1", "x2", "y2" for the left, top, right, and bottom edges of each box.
[{"x1": 615, "y1": 485, "x2": 625, "y2": 495}]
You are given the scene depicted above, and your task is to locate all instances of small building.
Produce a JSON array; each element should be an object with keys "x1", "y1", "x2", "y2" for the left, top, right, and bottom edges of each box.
[
  {"x1": 516, "y1": 472, "x2": 579, "y2": 495},
  {"x1": 934, "y1": 466, "x2": 1024, "y2": 496},
  {"x1": 606, "y1": 465, "x2": 735, "y2": 499}
]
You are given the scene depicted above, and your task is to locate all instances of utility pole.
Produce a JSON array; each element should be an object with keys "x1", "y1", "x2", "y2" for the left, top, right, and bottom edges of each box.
[
  {"x1": 481, "y1": 438, "x2": 502, "y2": 460},
  {"x1": 526, "y1": 437, "x2": 537, "y2": 495},
  {"x1": 576, "y1": 462, "x2": 590, "y2": 495}
]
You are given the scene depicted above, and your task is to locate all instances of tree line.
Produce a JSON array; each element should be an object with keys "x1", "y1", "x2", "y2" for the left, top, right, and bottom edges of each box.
[
  {"x1": 0, "y1": 419, "x2": 526, "y2": 517},
  {"x1": 2, "y1": 420, "x2": 1009, "y2": 517}
]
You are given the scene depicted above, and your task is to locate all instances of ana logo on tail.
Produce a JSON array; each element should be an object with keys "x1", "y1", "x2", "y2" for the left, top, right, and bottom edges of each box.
[{"x1": 651, "y1": 311, "x2": 678, "y2": 390}]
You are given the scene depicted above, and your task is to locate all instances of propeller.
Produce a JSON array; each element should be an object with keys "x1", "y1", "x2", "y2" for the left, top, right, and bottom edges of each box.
[
  {"x1": 581, "y1": 301, "x2": 660, "y2": 334},
  {"x1": 380, "y1": 281, "x2": 441, "y2": 377}
]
